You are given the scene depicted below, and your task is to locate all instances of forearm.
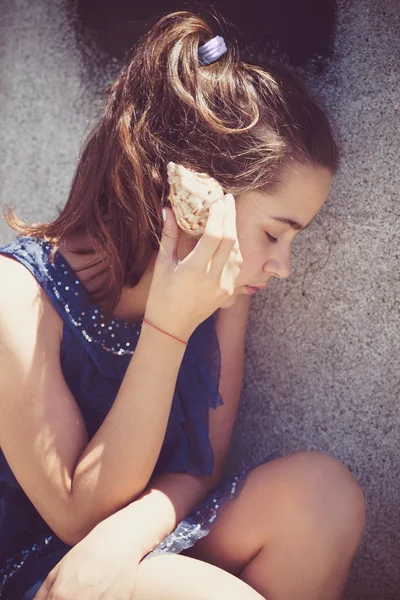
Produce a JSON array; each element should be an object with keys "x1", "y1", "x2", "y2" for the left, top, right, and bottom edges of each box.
[
  {"x1": 90, "y1": 471, "x2": 216, "y2": 555},
  {"x1": 71, "y1": 325, "x2": 187, "y2": 532}
]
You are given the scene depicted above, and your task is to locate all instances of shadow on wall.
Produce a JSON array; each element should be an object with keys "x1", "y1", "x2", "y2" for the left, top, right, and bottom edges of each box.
[{"x1": 69, "y1": 0, "x2": 338, "y2": 70}]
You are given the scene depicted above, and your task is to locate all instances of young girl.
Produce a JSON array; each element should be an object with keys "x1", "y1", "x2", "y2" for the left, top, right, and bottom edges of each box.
[{"x1": 0, "y1": 11, "x2": 365, "y2": 600}]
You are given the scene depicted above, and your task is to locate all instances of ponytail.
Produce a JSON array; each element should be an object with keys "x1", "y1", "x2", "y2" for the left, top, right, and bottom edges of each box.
[{"x1": 4, "y1": 10, "x2": 339, "y2": 313}]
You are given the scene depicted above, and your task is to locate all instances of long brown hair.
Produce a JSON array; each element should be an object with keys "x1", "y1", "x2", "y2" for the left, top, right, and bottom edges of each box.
[{"x1": 4, "y1": 10, "x2": 339, "y2": 312}]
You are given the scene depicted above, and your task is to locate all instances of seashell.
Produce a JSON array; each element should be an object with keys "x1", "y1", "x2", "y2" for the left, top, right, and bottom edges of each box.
[{"x1": 167, "y1": 162, "x2": 224, "y2": 238}]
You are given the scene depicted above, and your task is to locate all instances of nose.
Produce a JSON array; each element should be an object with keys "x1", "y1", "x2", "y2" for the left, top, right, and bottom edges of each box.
[{"x1": 263, "y1": 247, "x2": 291, "y2": 279}]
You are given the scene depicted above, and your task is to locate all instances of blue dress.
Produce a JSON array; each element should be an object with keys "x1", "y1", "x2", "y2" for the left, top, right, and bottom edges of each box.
[{"x1": 0, "y1": 236, "x2": 250, "y2": 599}]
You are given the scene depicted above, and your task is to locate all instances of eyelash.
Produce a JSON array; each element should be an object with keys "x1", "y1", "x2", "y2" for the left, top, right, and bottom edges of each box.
[{"x1": 265, "y1": 232, "x2": 278, "y2": 244}]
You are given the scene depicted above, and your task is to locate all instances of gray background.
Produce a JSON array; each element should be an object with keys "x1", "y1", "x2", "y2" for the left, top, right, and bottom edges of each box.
[{"x1": 0, "y1": 0, "x2": 399, "y2": 598}]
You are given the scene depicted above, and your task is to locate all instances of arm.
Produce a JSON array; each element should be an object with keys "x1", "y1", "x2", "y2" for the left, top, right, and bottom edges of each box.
[
  {"x1": 209, "y1": 295, "x2": 250, "y2": 480},
  {"x1": 118, "y1": 294, "x2": 251, "y2": 556},
  {"x1": 0, "y1": 257, "x2": 187, "y2": 545},
  {"x1": 36, "y1": 293, "x2": 251, "y2": 600},
  {"x1": 0, "y1": 239, "x2": 248, "y2": 549},
  {"x1": 0, "y1": 193, "x2": 244, "y2": 552}
]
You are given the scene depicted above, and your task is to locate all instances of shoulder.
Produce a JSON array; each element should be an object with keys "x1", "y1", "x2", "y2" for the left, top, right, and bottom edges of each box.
[
  {"x1": 0, "y1": 252, "x2": 40, "y2": 295},
  {"x1": 0, "y1": 254, "x2": 63, "y2": 343},
  {"x1": 0, "y1": 254, "x2": 43, "y2": 318}
]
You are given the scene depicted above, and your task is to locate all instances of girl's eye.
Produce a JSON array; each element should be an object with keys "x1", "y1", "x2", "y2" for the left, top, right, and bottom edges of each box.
[{"x1": 265, "y1": 232, "x2": 278, "y2": 243}]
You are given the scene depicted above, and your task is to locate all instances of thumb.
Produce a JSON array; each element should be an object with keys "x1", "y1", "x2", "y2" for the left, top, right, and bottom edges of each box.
[{"x1": 159, "y1": 207, "x2": 179, "y2": 261}]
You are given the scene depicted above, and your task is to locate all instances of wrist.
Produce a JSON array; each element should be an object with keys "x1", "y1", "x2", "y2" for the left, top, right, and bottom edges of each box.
[
  {"x1": 99, "y1": 501, "x2": 166, "y2": 558},
  {"x1": 143, "y1": 311, "x2": 194, "y2": 344},
  {"x1": 138, "y1": 321, "x2": 190, "y2": 355},
  {"x1": 142, "y1": 317, "x2": 189, "y2": 346},
  {"x1": 94, "y1": 510, "x2": 145, "y2": 559}
]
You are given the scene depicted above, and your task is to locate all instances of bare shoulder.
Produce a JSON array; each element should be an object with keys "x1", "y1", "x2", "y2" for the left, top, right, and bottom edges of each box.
[
  {"x1": 0, "y1": 253, "x2": 42, "y2": 302},
  {"x1": 0, "y1": 254, "x2": 63, "y2": 345},
  {"x1": 0, "y1": 254, "x2": 88, "y2": 540}
]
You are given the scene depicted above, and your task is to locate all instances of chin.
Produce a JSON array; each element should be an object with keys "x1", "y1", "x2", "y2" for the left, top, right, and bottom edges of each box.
[{"x1": 219, "y1": 296, "x2": 239, "y2": 310}]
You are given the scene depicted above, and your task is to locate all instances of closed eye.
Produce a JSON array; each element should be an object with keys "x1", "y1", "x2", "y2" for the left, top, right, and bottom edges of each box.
[{"x1": 265, "y1": 232, "x2": 278, "y2": 243}]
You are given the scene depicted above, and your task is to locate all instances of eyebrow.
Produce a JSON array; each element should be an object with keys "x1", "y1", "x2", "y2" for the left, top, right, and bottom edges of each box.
[{"x1": 271, "y1": 216, "x2": 308, "y2": 231}]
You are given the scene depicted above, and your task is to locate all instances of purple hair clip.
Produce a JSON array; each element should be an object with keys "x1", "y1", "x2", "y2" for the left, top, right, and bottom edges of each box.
[{"x1": 198, "y1": 35, "x2": 228, "y2": 66}]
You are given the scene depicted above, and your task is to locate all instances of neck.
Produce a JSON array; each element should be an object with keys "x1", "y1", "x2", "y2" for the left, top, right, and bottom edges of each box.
[
  {"x1": 58, "y1": 231, "x2": 196, "y2": 324},
  {"x1": 112, "y1": 260, "x2": 155, "y2": 323}
]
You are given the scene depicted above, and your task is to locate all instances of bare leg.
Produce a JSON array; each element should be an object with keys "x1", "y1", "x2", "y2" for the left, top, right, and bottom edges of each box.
[
  {"x1": 186, "y1": 452, "x2": 365, "y2": 600},
  {"x1": 134, "y1": 554, "x2": 265, "y2": 600}
]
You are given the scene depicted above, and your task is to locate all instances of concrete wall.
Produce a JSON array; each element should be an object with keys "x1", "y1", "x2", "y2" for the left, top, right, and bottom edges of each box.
[{"x1": 1, "y1": 0, "x2": 399, "y2": 597}]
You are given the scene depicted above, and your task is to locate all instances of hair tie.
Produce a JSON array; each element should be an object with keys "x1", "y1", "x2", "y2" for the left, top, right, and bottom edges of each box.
[{"x1": 198, "y1": 35, "x2": 227, "y2": 66}]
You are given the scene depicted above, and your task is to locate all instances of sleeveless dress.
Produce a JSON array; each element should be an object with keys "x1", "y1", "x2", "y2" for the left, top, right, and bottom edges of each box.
[{"x1": 0, "y1": 236, "x2": 251, "y2": 599}]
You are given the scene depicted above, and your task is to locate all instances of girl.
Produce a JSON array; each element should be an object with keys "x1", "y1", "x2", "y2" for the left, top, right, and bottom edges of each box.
[{"x1": 0, "y1": 11, "x2": 365, "y2": 600}]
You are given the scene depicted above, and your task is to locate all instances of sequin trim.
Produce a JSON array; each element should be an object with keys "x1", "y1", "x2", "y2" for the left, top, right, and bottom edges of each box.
[
  {"x1": 0, "y1": 536, "x2": 53, "y2": 597},
  {"x1": 146, "y1": 466, "x2": 251, "y2": 557},
  {"x1": 42, "y1": 243, "x2": 140, "y2": 357},
  {"x1": 0, "y1": 467, "x2": 253, "y2": 594},
  {"x1": 7, "y1": 238, "x2": 141, "y2": 356},
  {"x1": 0, "y1": 470, "x2": 250, "y2": 595},
  {"x1": 0, "y1": 237, "x2": 244, "y2": 593}
]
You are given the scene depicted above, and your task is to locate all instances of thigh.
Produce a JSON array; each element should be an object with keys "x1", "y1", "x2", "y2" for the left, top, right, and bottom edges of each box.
[
  {"x1": 2, "y1": 546, "x2": 70, "y2": 600},
  {"x1": 184, "y1": 452, "x2": 363, "y2": 575},
  {"x1": 4, "y1": 546, "x2": 262, "y2": 600},
  {"x1": 135, "y1": 554, "x2": 263, "y2": 600}
]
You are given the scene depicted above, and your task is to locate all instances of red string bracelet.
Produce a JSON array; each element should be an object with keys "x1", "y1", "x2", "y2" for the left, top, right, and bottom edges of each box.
[{"x1": 142, "y1": 318, "x2": 188, "y2": 346}]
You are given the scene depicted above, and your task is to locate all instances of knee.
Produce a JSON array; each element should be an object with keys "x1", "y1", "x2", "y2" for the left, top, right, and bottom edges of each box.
[
  {"x1": 276, "y1": 452, "x2": 365, "y2": 551},
  {"x1": 260, "y1": 452, "x2": 365, "y2": 552}
]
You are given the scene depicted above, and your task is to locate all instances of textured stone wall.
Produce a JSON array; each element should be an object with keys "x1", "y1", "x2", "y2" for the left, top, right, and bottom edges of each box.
[{"x1": 1, "y1": 1, "x2": 399, "y2": 597}]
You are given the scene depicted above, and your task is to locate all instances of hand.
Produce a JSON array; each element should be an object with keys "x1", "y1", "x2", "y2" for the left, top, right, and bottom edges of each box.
[
  {"x1": 34, "y1": 520, "x2": 141, "y2": 600},
  {"x1": 145, "y1": 194, "x2": 243, "y2": 341}
]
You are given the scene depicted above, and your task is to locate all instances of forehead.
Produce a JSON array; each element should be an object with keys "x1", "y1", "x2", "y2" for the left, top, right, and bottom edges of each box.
[{"x1": 237, "y1": 164, "x2": 333, "y2": 226}]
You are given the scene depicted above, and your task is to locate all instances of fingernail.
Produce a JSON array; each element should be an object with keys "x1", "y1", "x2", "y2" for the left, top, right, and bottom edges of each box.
[{"x1": 162, "y1": 208, "x2": 167, "y2": 222}]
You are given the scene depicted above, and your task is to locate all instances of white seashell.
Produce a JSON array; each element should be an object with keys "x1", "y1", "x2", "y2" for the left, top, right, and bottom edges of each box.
[{"x1": 167, "y1": 162, "x2": 224, "y2": 238}]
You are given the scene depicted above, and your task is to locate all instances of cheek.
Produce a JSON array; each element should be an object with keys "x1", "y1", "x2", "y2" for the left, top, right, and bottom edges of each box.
[{"x1": 238, "y1": 237, "x2": 264, "y2": 274}]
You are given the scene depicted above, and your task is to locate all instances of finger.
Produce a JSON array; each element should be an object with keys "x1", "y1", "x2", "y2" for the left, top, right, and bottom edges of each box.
[
  {"x1": 33, "y1": 563, "x2": 59, "y2": 600},
  {"x1": 33, "y1": 581, "x2": 50, "y2": 600},
  {"x1": 223, "y1": 194, "x2": 238, "y2": 239},
  {"x1": 187, "y1": 197, "x2": 225, "y2": 266},
  {"x1": 33, "y1": 569, "x2": 57, "y2": 600},
  {"x1": 158, "y1": 207, "x2": 179, "y2": 262},
  {"x1": 210, "y1": 194, "x2": 239, "y2": 276}
]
